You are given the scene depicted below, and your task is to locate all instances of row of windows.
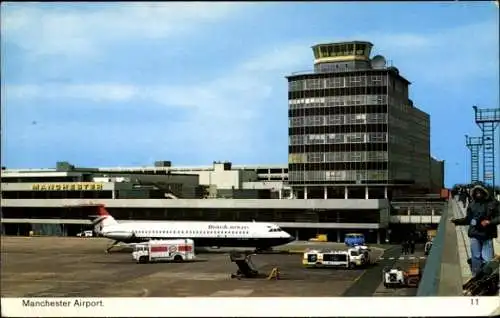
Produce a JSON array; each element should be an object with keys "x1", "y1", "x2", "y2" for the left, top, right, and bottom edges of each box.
[
  {"x1": 289, "y1": 95, "x2": 387, "y2": 108},
  {"x1": 288, "y1": 75, "x2": 389, "y2": 91},
  {"x1": 313, "y1": 43, "x2": 370, "y2": 59},
  {"x1": 134, "y1": 229, "x2": 249, "y2": 235},
  {"x1": 289, "y1": 132, "x2": 387, "y2": 145},
  {"x1": 288, "y1": 170, "x2": 389, "y2": 182},
  {"x1": 289, "y1": 113, "x2": 387, "y2": 127},
  {"x1": 288, "y1": 151, "x2": 388, "y2": 164}
]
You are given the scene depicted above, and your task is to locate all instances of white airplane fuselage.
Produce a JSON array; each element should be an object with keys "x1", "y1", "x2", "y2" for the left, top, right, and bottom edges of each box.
[{"x1": 99, "y1": 220, "x2": 295, "y2": 250}]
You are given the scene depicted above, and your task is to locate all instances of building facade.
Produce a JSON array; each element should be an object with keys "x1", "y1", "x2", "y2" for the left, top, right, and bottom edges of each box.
[{"x1": 287, "y1": 41, "x2": 431, "y2": 200}]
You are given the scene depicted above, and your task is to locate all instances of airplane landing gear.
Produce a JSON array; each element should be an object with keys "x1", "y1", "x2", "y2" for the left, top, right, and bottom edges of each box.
[{"x1": 105, "y1": 240, "x2": 119, "y2": 253}]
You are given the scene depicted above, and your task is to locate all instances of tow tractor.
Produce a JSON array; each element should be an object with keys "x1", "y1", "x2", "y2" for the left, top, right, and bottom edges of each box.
[{"x1": 303, "y1": 246, "x2": 371, "y2": 269}]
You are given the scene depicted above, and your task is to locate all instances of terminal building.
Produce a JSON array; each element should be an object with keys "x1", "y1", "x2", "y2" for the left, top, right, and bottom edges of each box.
[{"x1": 0, "y1": 41, "x2": 446, "y2": 243}]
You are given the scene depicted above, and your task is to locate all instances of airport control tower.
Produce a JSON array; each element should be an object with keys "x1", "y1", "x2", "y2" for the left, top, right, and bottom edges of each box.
[{"x1": 286, "y1": 41, "x2": 436, "y2": 200}]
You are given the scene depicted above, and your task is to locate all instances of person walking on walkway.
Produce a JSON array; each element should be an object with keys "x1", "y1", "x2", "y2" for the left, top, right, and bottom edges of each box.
[
  {"x1": 452, "y1": 183, "x2": 500, "y2": 277},
  {"x1": 401, "y1": 240, "x2": 407, "y2": 255},
  {"x1": 409, "y1": 237, "x2": 415, "y2": 254}
]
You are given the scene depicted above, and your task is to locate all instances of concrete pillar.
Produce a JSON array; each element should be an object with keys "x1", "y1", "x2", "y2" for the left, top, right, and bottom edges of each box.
[
  {"x1": 324, "y1": 186, "x2": 328, "y2": 199},
  {"x1": 112, "y1": 190, "x2": 116, "y2": 199},
  {"x1": 408, "y1": 208, "x2": 411, "y2": 216},
  {"x1": 384, "y1": 186, "x2": 388, "y2": 199},
  {"x1": 344, "y1": 187, "x2": 348, "y2": 199},
  {"x1": 337, "y1": 231, "x2": 341, "y2": 243},
  {"x1": 377, "y1": 231, "x2": 381, "y2": 244},
  {"x1": 365, "y1": 187, "x2": 369, "y2": 200},
  {"x1": 431, "y1": 208, "x2": 435, "y2": 216},
  {"x1": 278, "y1": 190, "x2": 282, "y2": 200},
  {"x1": 304, "y1": 187, "x2": 308, "y2": 199},
  {"x1": 295, "y1": 229, "x2": 299, "y2": 241}
]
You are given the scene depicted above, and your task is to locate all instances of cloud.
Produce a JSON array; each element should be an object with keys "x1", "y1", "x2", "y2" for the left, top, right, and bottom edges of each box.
[
  {"x1": 2, "y1": 41, "x2": 310, "y2": 163},
  {"x1": 363, "y1": 20, "x2": 499, "y2": 84},
  {"x1": 1, "y1": 3, "x2": 250, "y2": 58}
]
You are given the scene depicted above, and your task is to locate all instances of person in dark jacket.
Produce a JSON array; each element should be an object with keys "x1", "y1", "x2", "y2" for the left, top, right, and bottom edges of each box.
[
  {"x1": 401, "y1": 240, "x2": 408, "y2": 255},
  {"x1": 409, "y1": 236, "x2": 415, "y2": 254},
  {"x1": 451, "y1": 184, "x2": 500, "y2": 276}
]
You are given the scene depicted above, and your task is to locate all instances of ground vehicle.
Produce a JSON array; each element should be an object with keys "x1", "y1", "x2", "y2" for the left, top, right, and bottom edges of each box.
[
  {"x1": 350, "y1": 246, "x2": 372, "y2": 266},
  {"x1": 76, "y1": 230, "x2": 93, "y2": 237},
  {"x1": 382, "y1": 262, "x2": 421, "y2": 288},
  {"x1": 308, "y1": 234, "x2": 328, "y2": 242},
  {"x1": 132, "y1": 239, "x2": 195, "y2": 264},
  {"x1": 383, "y1": 267, "x2": 406, "y2": 287},
  {"x1": 405, "y1": 261, "x2": 421, "y2": 287},
  {"x1": 344, "y1": 233, "x2": 365, "y2": 247},
  {"x1": 303, "y1": 249, "x2": 363, "y2": 269}
]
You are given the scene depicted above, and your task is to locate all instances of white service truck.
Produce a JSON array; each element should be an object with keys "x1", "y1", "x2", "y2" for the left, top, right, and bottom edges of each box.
[{"x1": 132, "y1": 239, "x2": 195, "y2": 264}]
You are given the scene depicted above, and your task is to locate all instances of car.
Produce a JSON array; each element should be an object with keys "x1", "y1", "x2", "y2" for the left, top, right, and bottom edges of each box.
[{"x1": 76, "y1": 230, "x2": 93, "y2": 237}]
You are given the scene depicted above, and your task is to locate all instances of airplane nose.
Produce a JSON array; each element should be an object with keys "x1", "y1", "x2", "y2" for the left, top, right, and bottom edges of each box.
[{"x1": 288, "y1": 235, "x2": 295, "y2": 242}]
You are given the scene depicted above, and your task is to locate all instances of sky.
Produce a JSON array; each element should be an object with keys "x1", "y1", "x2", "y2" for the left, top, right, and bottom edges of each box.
[{"x1": 1, "y1": 2, "x2": 499, "y2": 187}]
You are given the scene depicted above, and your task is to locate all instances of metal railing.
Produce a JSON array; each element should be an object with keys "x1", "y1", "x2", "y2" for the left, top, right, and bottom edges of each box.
[{"x1": 416, "y1": 201, "x2": 449, "y2": 296}]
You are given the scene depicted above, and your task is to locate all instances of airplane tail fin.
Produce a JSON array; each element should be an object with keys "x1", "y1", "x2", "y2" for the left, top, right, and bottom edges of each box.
[{"x1": 88, "y1": 204, "x2": 118, "y2": 234}]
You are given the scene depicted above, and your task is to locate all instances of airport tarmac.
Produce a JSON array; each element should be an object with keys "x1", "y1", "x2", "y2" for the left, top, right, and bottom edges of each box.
[{"x1": 1, "y1": 237, "x2": 424, "y2": 297}]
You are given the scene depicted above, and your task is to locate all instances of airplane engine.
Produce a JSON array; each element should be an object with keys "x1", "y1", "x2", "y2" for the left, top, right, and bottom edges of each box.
[{"x1": 105, "y1": 231, "x2": 135, "y2": 241}]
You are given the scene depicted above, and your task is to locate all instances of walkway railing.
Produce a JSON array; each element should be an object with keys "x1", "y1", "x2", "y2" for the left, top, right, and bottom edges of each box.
[{"x1": 416, "y1": 201, "x2": 449, "y2": 296}]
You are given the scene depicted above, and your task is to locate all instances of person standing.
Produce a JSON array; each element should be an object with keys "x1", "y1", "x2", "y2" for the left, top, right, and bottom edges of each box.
[
  {"x1": 451, "y1": 184, "x2": 500, "y2": 277},
  {"x1": 401, "y1": 240, "x2": 407, "y2": 255}
]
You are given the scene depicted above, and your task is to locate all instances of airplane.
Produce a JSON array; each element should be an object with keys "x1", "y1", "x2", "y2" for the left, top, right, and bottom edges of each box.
[{"x1": 89, "y1": 204, "x2": 295, "y2": 253}]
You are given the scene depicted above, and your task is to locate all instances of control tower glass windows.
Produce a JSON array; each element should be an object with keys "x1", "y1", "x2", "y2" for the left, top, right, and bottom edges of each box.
[
  {"x1": 356, "y1": 43, "x2": 366, "y2": 55},
  {"x1": 320, "y1": 46, "x2": 328, "y2": 58},
  {"x1": 346, "y1": 43, "x2": 354, "y2": 55},
  {"x1": 313, "y1": 47, "x2": 320, "y2": 59}
]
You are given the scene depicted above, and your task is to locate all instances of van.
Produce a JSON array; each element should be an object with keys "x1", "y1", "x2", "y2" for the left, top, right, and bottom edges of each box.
[{"x1": 345, "y1": 233, "x2": 365, "y2": 247}]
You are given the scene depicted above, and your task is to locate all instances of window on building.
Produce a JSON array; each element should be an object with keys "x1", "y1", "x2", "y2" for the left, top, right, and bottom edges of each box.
[
  {"x1": 354, "y1": 113, "x2": 367, "y2": 124},
  {"x1": 307, "y1": 153, "x2": 323, "y2": 163},
  {"x1": 351, "y1": 76, "x2": 362, "y2": 83},
  {"x1": 346, "y1": 133, "x2": 364, "y2": 143},
  {"x1": 369, "y1": 133, "x2": 387, "y2": 143},
  {"x1": 351, "y1": 152, "x2": 363, "y2": 162},
  {"x1": 333, "y1": 78, "x2": 344, "y2": 87},
  {"x1": 326, "y1": 134, "x2": 344, "y2": 144}
]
